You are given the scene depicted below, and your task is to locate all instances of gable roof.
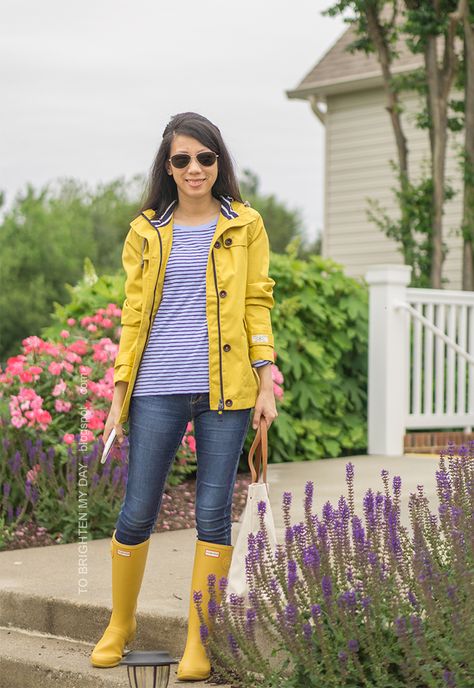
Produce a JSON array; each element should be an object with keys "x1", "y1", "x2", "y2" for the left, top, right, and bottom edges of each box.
[{"x1": 286, "y1": 20, "x2": 423, "y2": 101}]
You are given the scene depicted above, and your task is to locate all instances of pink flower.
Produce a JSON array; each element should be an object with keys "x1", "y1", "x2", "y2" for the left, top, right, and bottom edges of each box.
[
  {"x1": 80, "y1": 429, "x2": 94, "y2": 443},
  {"x1": 87, "y1": 324, "x2": 98, "y2": 332},
  {"x1": 22, "y1": 336, "x2": 43, "y2": 352},
  {"x1": 18, "y1": 370, "x2": 33, "y2": 383},
  {"x1": 18, "y1": 387, "x2": 38, "y2": 401},
  {"x1": 186, "y1": 421, "x2": 193, "y2": 433},
  {"x1": 273, "y1": 383, "x2": 284, "y2": 400},
  {"x1": 62, "y1": 361, "x2": 74, "y2": 373},
  {"x1": 63, "y1": 433, "x2": 75, "y2": 444},
  {"x1": 79, "y1": 365, "x2": 92, "y2": 375},
  {"x1": 65, "y1": 351, "x2": 82, "y2": 363},
  {"x1": 87, "y1": 411, "x2": 104, "y2": 430},
  {"x1": 43, "y1": 341, "x2": 61, "y2": 357},
  {"x1": 26, "y1": 464, "x2": 41, "y2": 484},
  {"x1": 28, "y1": 366, "x2": 43, "y2": 375},
  {"x1": 55, "y1": 399, "x2": 72, "y2": 412},
  {"x1": 52, "y1": 380, "x2": 67, "y2": 396},
  {"x1": 271, "y1": 365, "x2": 284, "y2": 385},
  {"x1": 11, "y1": 414, "x2": 27, "y2": 428},
  {"x1": 60, "y1": 330, "x2": 70, "y2": 338},
  {"x1": 48, "y1": 361, "x2": 63, "y2": 375},
  {"x1": 67, "y1": 340, "x2": 88, "y2": 355},
  {"x1": 66, "y1": 317, "x2": 76, "y2": 326},
  {"x1": 34, "y1": 408, "x2": 52, "y2": 429},
  {"x1": 80, "y1": 316, "x2": 93, "y2": 327},
  {"x1": 187, "y1": 435, "x2": 196, "y2": 452},
  {"x1": 101, "y1": 318, "x2": 113, "y2": 328}
]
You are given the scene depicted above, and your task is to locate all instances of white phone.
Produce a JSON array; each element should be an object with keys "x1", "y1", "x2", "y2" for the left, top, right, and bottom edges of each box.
[{"x1": 100, "y1": 427, "x2": 117, "y2": 464}]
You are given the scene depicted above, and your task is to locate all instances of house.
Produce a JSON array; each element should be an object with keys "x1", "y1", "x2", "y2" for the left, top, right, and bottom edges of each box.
[{"x1": 286, "y1": 21, "x2": 465, "y2": 289}]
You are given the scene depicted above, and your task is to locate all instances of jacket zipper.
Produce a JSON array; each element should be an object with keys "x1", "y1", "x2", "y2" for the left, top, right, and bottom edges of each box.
[{"x1": 211, "y1": 250, "x2": 224, "y2": 414}]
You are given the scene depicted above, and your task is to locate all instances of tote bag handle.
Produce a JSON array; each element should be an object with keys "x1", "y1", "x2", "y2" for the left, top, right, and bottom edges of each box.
[{"x1": 247, "y1": 416, "x2": 268, "y2": 484}]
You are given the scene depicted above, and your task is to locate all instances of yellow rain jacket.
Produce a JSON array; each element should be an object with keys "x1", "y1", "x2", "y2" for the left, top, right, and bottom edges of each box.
[{"x1": 114, "y1": 196, "x2": 276, "y2": 425}]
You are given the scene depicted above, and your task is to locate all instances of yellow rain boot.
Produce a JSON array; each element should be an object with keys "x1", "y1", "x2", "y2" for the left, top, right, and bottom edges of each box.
[
  {"x1": 91, "y1": 530, "x2": 150, "y2": 668},
  {"x1": 177, "y1": 539, "x2": 233, "y2": 681}
]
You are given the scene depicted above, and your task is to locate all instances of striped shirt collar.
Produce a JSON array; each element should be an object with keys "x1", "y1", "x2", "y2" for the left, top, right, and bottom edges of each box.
[{"x1": 151, "y1": 194, "x2": 239, "y2": 228}]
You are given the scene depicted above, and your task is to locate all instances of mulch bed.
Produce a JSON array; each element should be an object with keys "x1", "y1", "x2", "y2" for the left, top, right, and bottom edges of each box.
[{"x1": 2, "y1": 471, "x2": 253, "y2": 551}]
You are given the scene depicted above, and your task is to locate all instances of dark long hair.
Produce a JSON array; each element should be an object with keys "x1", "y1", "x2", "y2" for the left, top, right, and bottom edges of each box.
[{"x1": 139, "y1": 112, "x2": 243, "y2": 216}]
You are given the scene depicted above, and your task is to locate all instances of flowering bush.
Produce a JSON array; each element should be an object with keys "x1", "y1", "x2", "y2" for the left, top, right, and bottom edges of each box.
[
  {"x1": 0, "y1": 302, "x2": 285, "y2": 545},
  {"x1": 0, "y1": 305, "x2": 196, "y2": 541},
  {"x1": 196, "y1": 442, "x2": 474, "y2": 687}
]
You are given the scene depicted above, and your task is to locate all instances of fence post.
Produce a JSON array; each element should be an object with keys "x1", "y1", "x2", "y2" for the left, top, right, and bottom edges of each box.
[{"x1": 365, "y1": 264, "x2": 412, "y2": 456}]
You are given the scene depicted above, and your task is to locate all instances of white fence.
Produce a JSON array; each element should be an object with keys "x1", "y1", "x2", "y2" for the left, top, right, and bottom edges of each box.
[{"x1": 365, "y1": 264, "x2": 474, "y2": 456}]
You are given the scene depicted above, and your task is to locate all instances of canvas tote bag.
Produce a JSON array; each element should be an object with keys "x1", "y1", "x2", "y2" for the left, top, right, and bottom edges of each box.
[{"x1": 226, "y1": 416, "x2": 278, "y2": 603}]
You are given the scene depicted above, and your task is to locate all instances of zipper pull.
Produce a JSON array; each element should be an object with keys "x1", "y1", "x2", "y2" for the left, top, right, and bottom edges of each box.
[{"x1": 218, "y1": 398, "x2": 224, "y2": 414}]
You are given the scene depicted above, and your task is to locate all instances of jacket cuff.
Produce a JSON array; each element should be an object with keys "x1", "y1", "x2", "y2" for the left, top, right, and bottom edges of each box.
[
  {"x1": 249, "y1": 345, "x2": 275, "y2": 363},
  {"x1": 252, "y1": 359, "x2": 273, "y2": 367},
  {"x1": 114, "y1": 364, "x2": 132, "y2": 385}
]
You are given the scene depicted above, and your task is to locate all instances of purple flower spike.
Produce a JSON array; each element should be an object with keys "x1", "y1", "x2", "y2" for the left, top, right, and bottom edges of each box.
[
  {"x1": 208, "y1": 598, "x2": 218, "y2": 618},
  {"x1": 257, "y1": 500, "x2": 267, "y2": 515},
  {"x1": 283, "y1": 491, "x2": 292, "y2": 507},
  {"x1": 394, "y1": 616, "x2": 406, "y2": 637},
  {"x1": 303, "y1": 544, "x2": 320, "y2": 570},
  {"x1": 322, "y1": 501, "x2": 334, "y2": 524},
  {"x1": 393, "y1": 475, "x2": 402, "y2": 495},
  {"x1": 287, "y1": 559, "x2": 298, "y2": 589},
  {"x1": 200, "y1": 623, "x2": 209, "y2": 643},
  {"x1": 322, "y1": 575, "x2": 332, "y2": 599},
  {"x1": 285, "y1": 603, "x2": 297, "y2": 626},
  {"x1": 346, "y1": 462, "x2": 354, "y2": 482},
  {"x1": 347, "y1": 638, "x2": 359, "y2": 652},
  {"x1": 227, "y1": 632, "x2": 239, "y2": 657},
  {"x1": 443, "y1": 670, "x2": 456, "y2": 687},
  {"x1": 304, "y1": 481, "x2": 314, "y2": 509},
  {"x1": 311, "y1": 604, "x2": 322, "y2": 621},
  {"x1": 193, "y1": 590, "x2": 203, "y2": 604},
  {"x1": 302, "y1": 622, "x2": 312, "y2": 641},
  {"x1": 245, "y1": 608, "x2": 257, "y2": 638}
]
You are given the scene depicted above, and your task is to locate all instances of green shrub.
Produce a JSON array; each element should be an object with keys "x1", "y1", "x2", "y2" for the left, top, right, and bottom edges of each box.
[{"x1": 263, "y1": 244, "x2": 368, "y2": 464}]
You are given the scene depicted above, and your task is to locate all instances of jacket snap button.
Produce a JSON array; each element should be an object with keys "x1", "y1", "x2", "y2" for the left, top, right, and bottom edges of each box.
[
  {"x1": 224, "y1": 238, "x2": 232, "y2": 246},
  {"x1": 219, "y1": 290, "x2": 227, "y2": 298},
  {"x1": 223, "y1": 344, "x2": 231, "y2": 352},
  {"x1": 225, "y1": 399, "x2": 233, "y2": 407},
  {"x1": 214, "y1": 241, "x2": 221, "y2": 248}
]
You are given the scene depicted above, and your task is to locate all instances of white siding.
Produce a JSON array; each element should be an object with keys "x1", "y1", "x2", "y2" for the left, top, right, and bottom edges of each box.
[{"x1": 323, "y1": 87, "x2": 465, "y2": 289}]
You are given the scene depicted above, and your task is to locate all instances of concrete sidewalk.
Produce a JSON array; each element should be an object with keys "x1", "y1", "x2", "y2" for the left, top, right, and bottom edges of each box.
[{"x1": 0, "y1": 452, "x2": 442, "y2": 687}]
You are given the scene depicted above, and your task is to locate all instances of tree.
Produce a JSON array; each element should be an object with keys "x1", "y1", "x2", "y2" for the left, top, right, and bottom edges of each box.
[
  {"x1": 239, "y1": 169, "x2": 312, "y2": 255},
  {"x1": 323, "y1": 0, "x2": 469, "y2": 288},
  {"x1": 0, "y1": 176, "x2": 142, "y2": 362}
]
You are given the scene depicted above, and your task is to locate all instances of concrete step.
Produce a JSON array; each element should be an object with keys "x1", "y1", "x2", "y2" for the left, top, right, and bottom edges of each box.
[
  {"x1": 0, "y1": 626, "x2": 227, "y2": 688},
  {"x1": 0, "y1": 588, "x2": 189, "y2": 659}
]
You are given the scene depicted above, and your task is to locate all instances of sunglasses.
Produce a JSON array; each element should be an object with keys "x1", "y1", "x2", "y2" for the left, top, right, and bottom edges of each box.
[{"x1": 168, "y1": 151, "x2": 219, "y2": 169}]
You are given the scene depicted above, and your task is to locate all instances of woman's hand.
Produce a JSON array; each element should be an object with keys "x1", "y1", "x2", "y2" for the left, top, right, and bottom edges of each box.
[
  {"x1": 102, "y1": 381, "x2": 128, "y2": 445},
  {"x1": 252, "y1": 388, "x2": 278, "y2": 430}
]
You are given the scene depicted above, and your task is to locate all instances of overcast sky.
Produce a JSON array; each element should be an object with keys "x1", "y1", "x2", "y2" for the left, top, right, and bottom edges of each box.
[{"x1": 1, "y1": 1, "x2": 346, "y2": 242}]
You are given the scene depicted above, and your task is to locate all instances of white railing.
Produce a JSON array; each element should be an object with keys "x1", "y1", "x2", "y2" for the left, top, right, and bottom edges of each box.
[{"x1": 365, "y1": 265, "x2": 474, "y2": 455}]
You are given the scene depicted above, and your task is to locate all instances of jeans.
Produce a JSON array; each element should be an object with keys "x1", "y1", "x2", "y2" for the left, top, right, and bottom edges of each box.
[{"x1": 114, "y1": 393, "x2": 253, "y2": 546}]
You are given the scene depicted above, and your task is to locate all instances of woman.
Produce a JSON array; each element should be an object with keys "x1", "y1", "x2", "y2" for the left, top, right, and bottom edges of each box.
[{"x1": 90, "y1": 111, "x2": 277, "y2": 681}]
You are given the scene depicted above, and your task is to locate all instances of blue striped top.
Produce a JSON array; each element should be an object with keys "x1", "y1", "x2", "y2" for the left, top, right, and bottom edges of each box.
[{"x1": 132, "y1": 215, "x2": 272, "y2": 397}]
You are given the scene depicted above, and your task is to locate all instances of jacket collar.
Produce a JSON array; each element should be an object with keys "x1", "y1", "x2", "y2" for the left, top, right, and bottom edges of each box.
[{"x1": 130, "y1": 195, "x2": 252, "y2": 237}]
